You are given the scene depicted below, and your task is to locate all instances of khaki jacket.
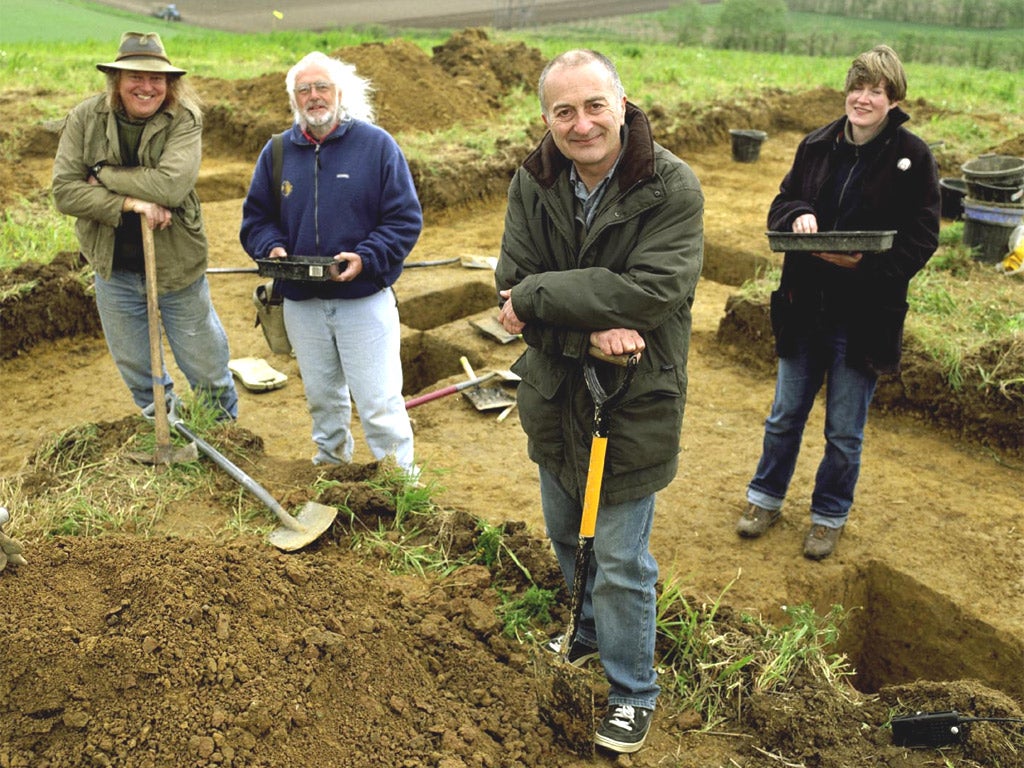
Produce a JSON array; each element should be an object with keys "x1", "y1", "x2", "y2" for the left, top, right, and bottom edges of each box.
[{"x1": 52, "y1": 93, "x2": 208, "y2": 292}]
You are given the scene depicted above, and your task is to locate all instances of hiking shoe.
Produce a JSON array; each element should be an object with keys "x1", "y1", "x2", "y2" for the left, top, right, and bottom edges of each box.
[
  {"x1": 545, "y1": 634, "x2": 599, "y2": 667},
  {"x1": 736, "y1": 503, "x2": 781, "y2": 538},
  {"x1": 803, "y1": 523, "x2": 844, "y2": 560},
  {"x1": 595, "y1": 704, "x2": 653, "y2": 753}
]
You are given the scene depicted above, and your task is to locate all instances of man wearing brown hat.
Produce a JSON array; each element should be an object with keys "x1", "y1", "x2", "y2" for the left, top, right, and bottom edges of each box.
[{"x1": 52, "y1": 32, "x2": 238, "y2": 420}]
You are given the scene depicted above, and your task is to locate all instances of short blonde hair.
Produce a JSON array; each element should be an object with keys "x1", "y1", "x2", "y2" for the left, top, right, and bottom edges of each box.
[{"x1": 845, "y1": 44, "x2": 907, "y2": 102}]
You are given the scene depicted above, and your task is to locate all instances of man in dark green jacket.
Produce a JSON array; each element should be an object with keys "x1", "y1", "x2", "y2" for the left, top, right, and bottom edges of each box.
[{"x1": 495, "y1": 49, "x2": 703, "y2": 754}]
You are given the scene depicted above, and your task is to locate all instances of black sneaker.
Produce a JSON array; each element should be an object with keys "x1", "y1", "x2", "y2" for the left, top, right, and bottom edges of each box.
[
  {"x1": 595, "y1": 704, "x2": 653, "y2": 753},
  {"x1": 544, "y1": 633, "x2": 600, "y2": 667}
]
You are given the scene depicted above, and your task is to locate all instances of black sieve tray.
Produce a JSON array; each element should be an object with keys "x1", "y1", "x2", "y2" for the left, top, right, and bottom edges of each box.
[
  {"x1": 256, "y1": 256, "x2": 336, "y2": 281},
  {"x1": 766, "y1": 230, "x2": 896, "y2": 253}
]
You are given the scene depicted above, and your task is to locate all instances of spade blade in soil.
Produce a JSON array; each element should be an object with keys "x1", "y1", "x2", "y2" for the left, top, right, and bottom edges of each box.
[
  {"x1": 266, "y1": 501, "x2": 337, "y2": 552},
  {"x1": 533, "y1": 647, "x2": 595, "y2": 757},
  {"x1": 462, "y1": 384, "x2": 516, "y2": 411}
]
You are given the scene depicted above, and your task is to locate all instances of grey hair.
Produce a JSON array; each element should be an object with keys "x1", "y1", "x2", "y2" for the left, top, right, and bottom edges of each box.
[
  {"x1": 537, "y1": 49, "x2": 625, "y2": 117},
  {"x1": 286, "y1": 51, "x2": 375, "y2": 126}
]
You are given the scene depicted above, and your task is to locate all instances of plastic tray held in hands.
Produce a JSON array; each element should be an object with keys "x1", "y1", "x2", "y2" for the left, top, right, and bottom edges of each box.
[
  {"x1": 766, "y1": 230, "x2": 896, "y2": 253},
  {"x1": 256, "y1": 256, "x2": 336, "y2": 281}
]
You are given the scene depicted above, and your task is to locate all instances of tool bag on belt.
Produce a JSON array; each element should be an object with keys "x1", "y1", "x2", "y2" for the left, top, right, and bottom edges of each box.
[
  {"x1": 251, "y1": 130, "x2": 292, "y2": 356},
  {"x1": 253, "y1": 279, "x2": 291, "y2": 355}
]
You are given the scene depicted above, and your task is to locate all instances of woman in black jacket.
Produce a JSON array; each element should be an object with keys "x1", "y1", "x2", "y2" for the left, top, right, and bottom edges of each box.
[{"x1": 736, "y1": 45, "x2": 940, "y2": 560}]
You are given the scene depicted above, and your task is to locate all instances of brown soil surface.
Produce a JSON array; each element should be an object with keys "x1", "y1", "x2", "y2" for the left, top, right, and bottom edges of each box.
[{"x1": 2, "y1": 30, "x2": 1023, "y2": 768}]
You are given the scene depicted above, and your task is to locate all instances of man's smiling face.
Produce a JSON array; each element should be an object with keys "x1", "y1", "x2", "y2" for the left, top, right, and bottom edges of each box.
[
  {"x1": 293, "y1": 63, "x2": 339, "y2": 134},
  {"x1": 117, "y1": 70, "x2": 167, "y2": 120}
]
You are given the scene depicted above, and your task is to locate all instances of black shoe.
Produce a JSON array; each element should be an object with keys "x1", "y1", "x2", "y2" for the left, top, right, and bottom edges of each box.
[
  {"x1": 545, "y1": 633, "x2": 599, "y2": 667},
  {"x1": 595, "y1": 704, "x2": 653, "y2": 753}
]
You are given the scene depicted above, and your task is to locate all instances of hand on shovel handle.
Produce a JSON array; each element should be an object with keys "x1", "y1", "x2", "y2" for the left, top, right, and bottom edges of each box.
[{"x1": 588, "y1": 345, "x2": 640, "y2": 368}]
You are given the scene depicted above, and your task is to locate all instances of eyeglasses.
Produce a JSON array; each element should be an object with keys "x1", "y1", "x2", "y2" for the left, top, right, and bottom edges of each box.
[{"x1": 295, "y1": 81, "x2": 333, "y2": 97}]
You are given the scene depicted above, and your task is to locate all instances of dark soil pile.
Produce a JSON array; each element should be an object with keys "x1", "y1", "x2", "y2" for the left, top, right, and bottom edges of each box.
[{"x1": 3, "y1": 422, "x2": 1021, "y2": 768}]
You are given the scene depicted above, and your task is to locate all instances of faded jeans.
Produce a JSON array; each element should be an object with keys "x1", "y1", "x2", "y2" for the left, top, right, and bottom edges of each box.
[
  {"x1": 93, "y1": 269, "x2": 238, "y2": 419},
  {"x1": 540, "y1": 467, "x2": 660, "y2": 711},
  {"x1": 284, "y1": 288, "x2": 414, "y2": 473},
  {"x1": 747, "y1": 324, "x2": 878, "y2": 527}
]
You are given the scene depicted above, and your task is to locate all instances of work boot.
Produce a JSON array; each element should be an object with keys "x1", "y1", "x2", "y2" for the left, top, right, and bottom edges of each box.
[
  {"x1": 803, "y1": 523, "x2": 844, "y2": 560},
  {"x1": 545, "y1": 633, "x2": 599, "y2": 667},
  {"x1": 595, "y1": 704, "x2": 653, "y2": 753},
  {"x1": 736, "y1": 503, "x2": 781, "y2": 538}
]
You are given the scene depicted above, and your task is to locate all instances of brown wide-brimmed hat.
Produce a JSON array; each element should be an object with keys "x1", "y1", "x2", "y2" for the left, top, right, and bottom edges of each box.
[{"x1": 96, "y1": 32, "x2": 186, "y2": 75}]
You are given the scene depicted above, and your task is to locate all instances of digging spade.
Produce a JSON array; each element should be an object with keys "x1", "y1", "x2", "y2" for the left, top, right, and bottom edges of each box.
[
  {"x1": 162, "y1": 396, "x2": 337, "y2": 552},
  {"x1": 138, "y1": 214, "x2": 198, "y2": 466},
  {"x1": 535, "y1": 348, "x2": 640, "y2": 756}
]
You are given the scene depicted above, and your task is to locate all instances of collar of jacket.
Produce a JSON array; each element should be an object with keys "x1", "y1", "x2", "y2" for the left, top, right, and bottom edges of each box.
[
  {"x1": 804, "y1": 104, "x2": 910, "y2": 149},
  {"x1": 522, "y1": 101, "x2": 656, "y2": 192},
  {"x1": 290, "y1": 117, "x2": 355, "y2": 146}
]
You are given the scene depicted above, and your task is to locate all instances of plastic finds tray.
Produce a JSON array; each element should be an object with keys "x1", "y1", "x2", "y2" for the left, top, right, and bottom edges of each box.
[
  {"x1": 766, "y1": 230, "x2": 896, "y2": 253},
  {"x1": 256, "y1": 256, "x2": 336, "y2": 281}
]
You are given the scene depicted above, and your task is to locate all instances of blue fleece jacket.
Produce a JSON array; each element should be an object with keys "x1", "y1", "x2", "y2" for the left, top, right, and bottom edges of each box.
[{"x1": 240, "y1": 119, "x2": 422, "y2": 300}]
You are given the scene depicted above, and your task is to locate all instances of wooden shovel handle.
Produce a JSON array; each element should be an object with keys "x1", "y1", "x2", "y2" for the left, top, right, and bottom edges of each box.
[{"x1": 141, "y1": 216, "x2": 172, "y2": 455}]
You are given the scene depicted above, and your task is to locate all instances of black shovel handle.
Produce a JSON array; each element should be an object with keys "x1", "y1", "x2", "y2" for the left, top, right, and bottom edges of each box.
[
  {"x1": 584, "y1": 349, "x2": 640, "y2": 437},
  {"x1": 560, "y1": 349, "x2": 639, "y2": 658}
]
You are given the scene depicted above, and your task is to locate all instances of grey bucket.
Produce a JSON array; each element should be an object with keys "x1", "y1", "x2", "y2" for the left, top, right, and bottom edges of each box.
[
  {"x1": 729, "y1": 129, "x2": 767, "y2": 163},
  {"x1": 962, "y1": 198, "x2": 1024, "y2": 264},
  {"x1": 961, "y1": 154, "x2": 1024, "y2": 188}
]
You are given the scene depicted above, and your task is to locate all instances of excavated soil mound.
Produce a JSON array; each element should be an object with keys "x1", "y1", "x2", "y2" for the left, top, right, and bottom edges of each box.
[{"x1": 3, "y1": 423, "x2": 1021, "y2": 767}]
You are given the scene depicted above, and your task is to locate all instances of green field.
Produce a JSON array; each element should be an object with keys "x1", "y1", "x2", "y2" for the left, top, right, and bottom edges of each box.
[{"x1": 0, "y1": 0, "x2": 173, "y2": 43}]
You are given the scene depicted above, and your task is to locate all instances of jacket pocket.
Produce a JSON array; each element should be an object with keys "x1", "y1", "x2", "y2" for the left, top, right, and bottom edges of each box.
[
  {"x1": 770, "y1": 287, "x2": 800, "y2": 358},
  {"x1": 605, "y1": 366, "x2": 685, "y2": 473},
  {"x1": 510, "y1": 347, "x2": 566, "y2": 401},
  {"x1": 851, "y1": 300, "x2": 908, "y2": 374}
]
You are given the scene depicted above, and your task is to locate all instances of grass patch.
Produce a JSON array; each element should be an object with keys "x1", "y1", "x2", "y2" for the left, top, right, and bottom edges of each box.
[
  {"x1": 0, "y1": 197, "x2": 78, "y2": 270},
  {"x1": 657, "y1": 572, "x2": 856, "y2": 727}
]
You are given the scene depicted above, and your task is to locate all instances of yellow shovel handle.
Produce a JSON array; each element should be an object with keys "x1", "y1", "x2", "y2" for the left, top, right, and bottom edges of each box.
[{"x1": 580, "y1": 435, "x2": 608, "y2": 538}]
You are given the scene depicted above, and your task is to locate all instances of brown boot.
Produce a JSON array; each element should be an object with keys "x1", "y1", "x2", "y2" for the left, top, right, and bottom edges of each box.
[
  {"x1": 803, "y1": 523, "x2": 844, "y2": 560},
  {"x1": 736, "y1": 503, "x2": 781, "y2": 538}
]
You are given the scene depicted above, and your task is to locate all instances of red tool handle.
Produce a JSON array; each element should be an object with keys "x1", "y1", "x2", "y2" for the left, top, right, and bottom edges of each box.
[{"x1": 404, "y1": 373, "x2": 498, "y2": 409}]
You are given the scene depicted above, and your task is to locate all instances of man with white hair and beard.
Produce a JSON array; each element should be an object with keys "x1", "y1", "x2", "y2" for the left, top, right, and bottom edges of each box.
[{"x1": 241, "y1": 52, "x2": 422, "y2": 475}]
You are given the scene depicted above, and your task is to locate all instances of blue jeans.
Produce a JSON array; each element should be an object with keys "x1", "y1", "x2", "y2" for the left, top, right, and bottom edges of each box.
[
  {"x1": 284, "y1": 289, "x2": 414, "y2": 473},
  {"x1": 747, "y1": 324, "x2": 877, "y2": 527},
  {"x1": 540, "y1": 467, "x2": 660, "y2": 711},
  {"x1": 93, "y1": 269, "x2": 238, "y2": 419}
]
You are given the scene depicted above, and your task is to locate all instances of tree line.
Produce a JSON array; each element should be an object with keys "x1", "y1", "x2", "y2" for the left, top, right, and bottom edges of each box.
[
  {"x1": 691, "y1": 0, "x2": 1022, "y2": 71},
  {"x1": 784, "y1": 0, "x2": 1022, "y2": 29}
]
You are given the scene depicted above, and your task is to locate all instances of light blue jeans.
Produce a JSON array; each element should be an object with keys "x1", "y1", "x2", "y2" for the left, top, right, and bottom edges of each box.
[
  {"x1": 93, "y1": 269, "x2": 238, "y2": 419},
  {"x1": 284, "y1": 289, "x2": 414, "y2": 473},
  {"x1": 540, "y1": 467, "x2": 660, "y2": 711},
  {"x1": 747, "y1": 324, "x2": 878, "y2": 527}
]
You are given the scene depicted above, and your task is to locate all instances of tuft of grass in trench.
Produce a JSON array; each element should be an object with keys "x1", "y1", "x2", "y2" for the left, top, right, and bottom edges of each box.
[{"x1": 656, "y1": 572, "x2": 856, "y2": 728}]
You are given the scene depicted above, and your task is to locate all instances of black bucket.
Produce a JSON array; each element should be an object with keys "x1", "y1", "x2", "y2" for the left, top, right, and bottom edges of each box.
[
  {"x1": 729, "y1": 129, "x2": 767, "y2": 163},
  {"x1": 939, "y1": 178, "x2": 967, "y2": 220},
  {"x1": 964, "y1": 178, "x2": 1024, "y2": 205}
]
